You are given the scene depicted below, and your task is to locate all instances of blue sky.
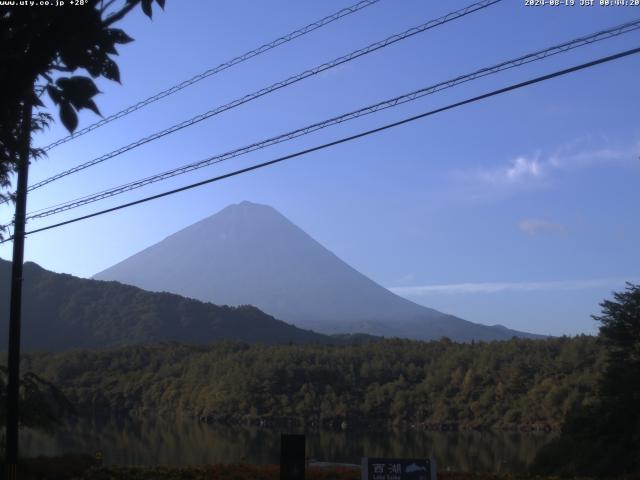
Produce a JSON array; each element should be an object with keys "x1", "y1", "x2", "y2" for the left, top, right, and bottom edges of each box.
[{"x1": 2, "y1": 0, "x2": 639, "y2": 336}]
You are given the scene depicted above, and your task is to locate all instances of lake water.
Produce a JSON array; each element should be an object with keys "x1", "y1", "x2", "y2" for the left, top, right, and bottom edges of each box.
[{"x1": 20, "y1": 416, "x2": 553, "y2": 474}]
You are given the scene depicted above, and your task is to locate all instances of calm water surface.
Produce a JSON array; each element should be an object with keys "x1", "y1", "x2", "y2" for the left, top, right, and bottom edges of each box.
[{"x1": 21, "y1": 416, "x2": 553, "y2": 474}]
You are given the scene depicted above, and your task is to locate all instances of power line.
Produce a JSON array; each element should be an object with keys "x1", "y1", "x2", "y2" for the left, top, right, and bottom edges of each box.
[
  {"x1": 3, "y1": 45, "x2": 637, "y2": 244},
  {"x1": 25, "y1": 0, "x2": 503, "y2": 194},
  {"x1": 23, "y1": 19, "x2": 640, "y2": 221},
  {"x1": 40, "y1": 0, "x2": 382, "y2": 152}
]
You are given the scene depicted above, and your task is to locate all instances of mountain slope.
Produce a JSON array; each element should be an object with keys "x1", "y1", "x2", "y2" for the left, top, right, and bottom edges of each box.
[
  {"x1": 0, "y1": 259, "x2": 335, "y2": 351},
  {"x1": 94, "y1": 201, "x2": 541, "y2": 341}
]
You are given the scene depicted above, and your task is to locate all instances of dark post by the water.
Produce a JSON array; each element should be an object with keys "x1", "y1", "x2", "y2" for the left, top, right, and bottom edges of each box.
[{"x1": 280, "y1": 434, "x2": 306, "y2": 480}]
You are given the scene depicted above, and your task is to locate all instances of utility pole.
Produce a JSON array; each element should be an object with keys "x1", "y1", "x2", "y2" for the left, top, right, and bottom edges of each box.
[{"x1": 5, "y1": 96, "x2": 33, "y2": 480}]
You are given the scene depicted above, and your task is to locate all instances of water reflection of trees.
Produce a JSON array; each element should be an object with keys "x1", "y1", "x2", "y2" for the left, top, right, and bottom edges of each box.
[{"x1": 20, "y1": 417, "x2": 552, "y2": 473}]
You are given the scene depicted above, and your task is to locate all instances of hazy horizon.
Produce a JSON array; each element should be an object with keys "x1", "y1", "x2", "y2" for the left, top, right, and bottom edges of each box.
[{"x1": 10, "y1": 199, "x2": 635, "y2": 337}]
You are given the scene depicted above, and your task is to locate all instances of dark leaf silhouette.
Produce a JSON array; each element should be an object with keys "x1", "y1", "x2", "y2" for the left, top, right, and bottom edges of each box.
[
  {"x1": 47, "y1": 86, "x2": 63, "y2": 105},
  {"x1": 59, "y1": 102, "x2": 78, "y2": 133},
  {"x1": 101, "y1": 57, "x2": 121, "y2": 83},
  {"x1": 56, "y1": 76, "x2": 96, "y2": 96},
  {"x1": 0, "y1": 0, "x2": 167, "y2": 214},
  {"x1": 56, "y1": 76, "x2": 101, "y2": 113},
  {"x1": 107, "y1": 28, "x2": 135, "y2": 45},
  {"x1": 84, "y1": 99, "x2": 102, "y2": 116},
  {"x1": 141, "y1": 0, "x2": 153, "y2": 18},
  {"x1": 31, "y1": 92, "x2": 45, "y2": 108}
]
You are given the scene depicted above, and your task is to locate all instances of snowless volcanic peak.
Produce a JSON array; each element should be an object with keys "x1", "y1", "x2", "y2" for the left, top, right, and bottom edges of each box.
[{"x1": 94, "y1": 201, "x2": 542, "y2": 341}]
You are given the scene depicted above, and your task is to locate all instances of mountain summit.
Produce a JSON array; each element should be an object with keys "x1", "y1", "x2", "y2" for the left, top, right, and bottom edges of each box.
[{"x1": 94, "y1": 201, "x2": 540, "y2": 341}]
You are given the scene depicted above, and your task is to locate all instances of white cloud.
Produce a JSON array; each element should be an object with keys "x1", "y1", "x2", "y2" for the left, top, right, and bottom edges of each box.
[
  {"x1": 518, "y1": 219, "x2": 566, "y2": 236},
  {"x1": 475, "y1": 140, "x2": 639, "y2": 187},
  {"x1": 390, "y1": 278, "x2": 637, "y2": 296},
  {"x1": 479, "y1": 156, "x2": 545, "y2": 185}
]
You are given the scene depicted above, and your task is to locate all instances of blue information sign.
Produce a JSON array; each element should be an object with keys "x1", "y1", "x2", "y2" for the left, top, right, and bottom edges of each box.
[{"x1": 362, "y1": 458, "x2": 436, "y2": 480}]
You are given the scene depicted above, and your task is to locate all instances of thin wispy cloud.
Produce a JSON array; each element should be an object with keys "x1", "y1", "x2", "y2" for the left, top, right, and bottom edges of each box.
[
  {"x1": 475, "y1": 140, "x2": 639, "y2": 187},
  {"x1": 519, "y1": 219, "x2": 566, "y2": 236},
  {"x1": 390, "y1": 277, "x2": 637, "y2": 296},
  {"x1": 395, "y1": 273, "x2": 416, "y2": 284},
  {"x1": 548, "y1": 143, "x2": 638, "y2": 170}
]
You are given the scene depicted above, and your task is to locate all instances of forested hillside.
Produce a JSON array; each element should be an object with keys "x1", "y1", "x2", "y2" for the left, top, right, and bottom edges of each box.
[
  {"x1": 18, "y1": 336, "x2": 602, "y2": 429},
  {"x1": 0, "y1": 259, "x2": 336, "y2": 350}
]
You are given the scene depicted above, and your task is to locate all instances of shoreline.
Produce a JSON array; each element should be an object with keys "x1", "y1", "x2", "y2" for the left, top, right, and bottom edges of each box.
[{"x1": 192, "y1": 414, "x2": 559, "y2": 433}]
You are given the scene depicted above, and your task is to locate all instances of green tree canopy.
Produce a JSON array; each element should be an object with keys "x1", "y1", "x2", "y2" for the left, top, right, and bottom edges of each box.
[
  {"x1": 533, "y1": 283, "x2": 640, "y2": 476},
  {"x1": 0, "y1": 0, "x2": 165, "y2": 209},
  {"x1": 594, "y1": 282, "x2": 640, "y2": 417}
]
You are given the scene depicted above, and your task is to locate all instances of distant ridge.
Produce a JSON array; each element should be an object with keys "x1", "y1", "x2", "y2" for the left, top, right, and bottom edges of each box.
[
  {"x1": 0, "y1": 258, "x2": 341, "y2": 351},
  {"x1": 94, "y1": 201, "x2": 543, "y2": 341}
]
